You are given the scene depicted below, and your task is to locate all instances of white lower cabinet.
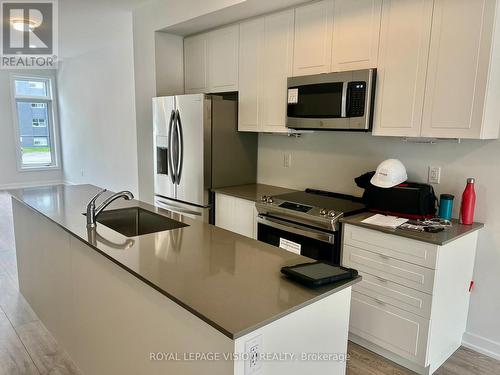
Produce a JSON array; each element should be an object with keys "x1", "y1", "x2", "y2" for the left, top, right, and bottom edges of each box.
[
  {"x1": 215, "y1": 193, "x2": 257, "y2": 239},
  {"x1": 342, "y1": 223, "x2": 480, "y2": 375},
  {"x1": 350, "y1": 291, "x2": 430, "y2": 365}
]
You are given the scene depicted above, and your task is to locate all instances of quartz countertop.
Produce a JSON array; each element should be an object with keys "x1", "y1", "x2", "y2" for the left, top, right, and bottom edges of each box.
[
  {"x1": 341, "y1": 212, "x2": 484, "y2": 246},
  {"x1": 211, "y1": 184, "x2": 298, "y2": 202},
  {"x1": 9, "y1": 184, "x2": 359, "y2": 339}
]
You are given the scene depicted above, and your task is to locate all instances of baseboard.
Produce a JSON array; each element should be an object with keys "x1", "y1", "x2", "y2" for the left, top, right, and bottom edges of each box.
[
  {"x1": 0, "y1": 180, "x2": 66, "y2": 191},
  {"x1": 462, "y1": 332, "x2": 500, "y2": 361}
]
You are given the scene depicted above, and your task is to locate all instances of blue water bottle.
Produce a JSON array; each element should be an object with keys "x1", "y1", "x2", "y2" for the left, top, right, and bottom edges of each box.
[{"x1": 438, "y1": 194, "x2": 454, "y2": 220}]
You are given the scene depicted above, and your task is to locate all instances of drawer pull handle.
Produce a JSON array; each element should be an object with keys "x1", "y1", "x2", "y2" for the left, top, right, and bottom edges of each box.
[
  {"x1": 375, "y1": 276, "x2": 388, "y2": 283},
  {"x1": 379, "y1": 254, "x2": 390, "y2": 260},
  {"x1": 373, "y1": 298, "x2": 386, "y2": 306}
]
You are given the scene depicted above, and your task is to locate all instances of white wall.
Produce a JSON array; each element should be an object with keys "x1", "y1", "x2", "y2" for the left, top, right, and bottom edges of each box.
[
  {"x1": 0, "y1": 70, "x2": 63, "y2": 189},
  {"x1": 58, "y1": 4, "x2": 139, "y2": 194},
  {"x1": 258, "y1": 132, "x2": 500, "y2": 359}
]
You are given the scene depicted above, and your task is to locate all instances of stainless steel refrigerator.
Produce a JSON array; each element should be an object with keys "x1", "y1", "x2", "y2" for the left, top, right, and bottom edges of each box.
[{"x1": 153, "y1": 94, "x2": 257, "y2": 223}]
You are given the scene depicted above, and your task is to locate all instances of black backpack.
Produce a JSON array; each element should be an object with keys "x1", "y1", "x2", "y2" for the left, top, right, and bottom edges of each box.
[{"x1": 356, "y1": 172, "x2": 437, "y2": 219}]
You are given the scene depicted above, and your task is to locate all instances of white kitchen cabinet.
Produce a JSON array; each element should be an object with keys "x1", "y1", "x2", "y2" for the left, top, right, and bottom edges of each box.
[
  {"x1": 184, "y1": 25, "x2": 239, "y2": 94},
  {"x1": 238, "y1": 18, "x2": 264, "y2": 132},
  {"x1": 372, "y1": 0, "x2": 433, "y2": 137},
  {"x1": 421, "y1": 0, "x2": 499, "y2": 139},
  {"x1": 342, "y1": 223, "x2": 480, "y2": 375},
  {"x1": 208, "y1": 25, "x2": 239, "y2": 93},
  {"x1": 238, "y1": 10, "x2": 294, "y2": 133},
  {"x1": 374, "y1": 0, "x2": 500, "y2": 139},
  {"x1": 332, "y1": 0, "x2": 382, "y2": 72},
  {"x1": 293, "y1": 0, "x2": 334, "y2": 76},
  {"x1": 184, "y1": 33, "x2": 209, "y2": 94},
  {"x1": 215, "y1": 193, "x2": 257, "y2": 239}
]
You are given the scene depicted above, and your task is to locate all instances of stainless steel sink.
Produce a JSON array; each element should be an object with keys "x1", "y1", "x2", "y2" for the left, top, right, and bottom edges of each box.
[{"x1": 89, "y1": 207, "x2": 189, "y2": 237}]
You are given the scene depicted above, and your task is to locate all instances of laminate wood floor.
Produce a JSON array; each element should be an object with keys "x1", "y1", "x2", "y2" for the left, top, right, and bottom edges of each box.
[{"x1": 1, "y1": 192, "x2": 499, "y2": 375}]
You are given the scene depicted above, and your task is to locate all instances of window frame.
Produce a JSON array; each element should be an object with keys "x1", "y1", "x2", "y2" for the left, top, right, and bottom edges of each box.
[{"x1": 10, "y1": 74, "x2": 61, "y2": 171}]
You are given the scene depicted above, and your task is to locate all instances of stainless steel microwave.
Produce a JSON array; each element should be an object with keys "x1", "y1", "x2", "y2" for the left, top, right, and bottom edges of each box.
[{"x1": 286, "y1": 69, "x2": 376, "y2": 131}]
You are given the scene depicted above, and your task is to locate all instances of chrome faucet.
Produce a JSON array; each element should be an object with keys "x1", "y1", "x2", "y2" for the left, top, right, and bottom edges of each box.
[{"x1": 86, "y1": 189, "x2": 134, "y2": 228}]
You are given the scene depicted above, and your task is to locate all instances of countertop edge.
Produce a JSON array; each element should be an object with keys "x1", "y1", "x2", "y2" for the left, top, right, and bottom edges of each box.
[
  {"x1": 232, "y1": 276, "x2": 361, "y2": 339},
  {"x1": 341, "y1": 214, "x2": 484, "y2": 246},
  {"x1": 10, "y1": 192, "x2": 360, "y2": 340}
]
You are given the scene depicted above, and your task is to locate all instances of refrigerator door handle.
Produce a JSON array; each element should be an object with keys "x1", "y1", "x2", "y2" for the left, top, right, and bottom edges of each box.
[
  {"x1": 167, "y1": 110, "x2": 176, "y2": 184},
  {"x1": 155, "y1": 197, "x2": 202, "y2": 217},
  {"x1": 175, "y1": 109, "x2": 184, "y2": 185}
]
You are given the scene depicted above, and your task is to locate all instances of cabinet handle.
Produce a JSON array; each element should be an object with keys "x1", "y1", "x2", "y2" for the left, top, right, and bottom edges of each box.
[
  {"x1": 378, "y1": 253, "x2": 391, "y2": 260},
  {"x1": 373, "y1": 298, "x2": 386, "y2": 306}
]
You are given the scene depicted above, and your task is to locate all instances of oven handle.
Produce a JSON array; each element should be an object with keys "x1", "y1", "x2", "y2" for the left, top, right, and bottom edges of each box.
[
  {"x1": 257, "y1": 215, "x2": 335, "y2": 244},
  {"x1": 341, "y1": 81, "x2": 348, "y2": 118}
]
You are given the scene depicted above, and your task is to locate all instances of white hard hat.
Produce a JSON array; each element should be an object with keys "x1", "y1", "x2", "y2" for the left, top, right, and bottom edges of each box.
[{"x1": 370, "y1": 159, "x2": 408, "y2": 188}]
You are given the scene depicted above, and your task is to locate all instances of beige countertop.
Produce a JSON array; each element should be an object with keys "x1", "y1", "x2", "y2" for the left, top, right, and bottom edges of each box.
[
  {"x1": 212, "y1": 183, "x2": 298, "y2": 202},
  {"x1": 9, "y1": 184, "x2": 359, "y2": 339},
  {"x1": 341, "y1": 212, "x2": 484, "y2": 246}
]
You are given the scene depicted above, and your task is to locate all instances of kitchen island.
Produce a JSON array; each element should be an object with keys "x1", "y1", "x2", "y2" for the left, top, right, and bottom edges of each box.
[{"x1": 9, "y1": 184, "x2": 359, "y2": 375}]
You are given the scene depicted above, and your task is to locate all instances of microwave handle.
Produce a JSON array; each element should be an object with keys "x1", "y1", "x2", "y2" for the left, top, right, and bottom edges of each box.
[{"x1": 341, "y1": 81, "x2": 348, "y2": 118}]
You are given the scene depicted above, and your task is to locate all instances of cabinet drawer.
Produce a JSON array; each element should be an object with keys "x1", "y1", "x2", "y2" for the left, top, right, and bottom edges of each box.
[
  {"x1": 350, "y1": 291, "x2": 429, "y2": 366},
  {"x1": 353, "y1": 272, "x2": 432, "y2": 318},
  {"x1": 343, "y1": 245, "x2": 435, "y2": 294},
  {"x1": 344, "y1": 224, "x2": 438, "y2": 269}
]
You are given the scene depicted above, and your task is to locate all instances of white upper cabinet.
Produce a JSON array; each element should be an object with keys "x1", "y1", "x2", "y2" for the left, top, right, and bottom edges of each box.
[
  {"x1": 261, "y1": 10, "x2": 295, "y2": 133},
  {"x1": 184, "y1": 34, "x2": 208, "y2": 94},
  {"x1": 372, "y1": 0, "x2": 433, "y2": 137},
  {"x1": 238, "y1": 10, "x2": 294, "y2": 133},
  {"x1": 184, "y1": 25, "x2": 239, "y2": 94},
  {"x1": 293, "y1": 0, "x2": 334, "y2": 76},
  {"x1": 238, "y1": 18, "x2": 264, "y2": 132},
  {"x1": 332, "y1": 0, "x2": 382, "y2": 72},
  {"x1": 207, "y1": 25, "x2": 239, "y2": 93},
  {"x1": 374, "y1": 0, "x2": 500, "y2": 139},
  {"x1": 421, "y1": 0, "x2": 498, "y2": 139}
]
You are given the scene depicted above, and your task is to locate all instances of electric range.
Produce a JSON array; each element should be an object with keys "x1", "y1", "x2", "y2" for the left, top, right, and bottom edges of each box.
[{"x1": 256, "y1": 189, "x2": 365, "y2": 264}]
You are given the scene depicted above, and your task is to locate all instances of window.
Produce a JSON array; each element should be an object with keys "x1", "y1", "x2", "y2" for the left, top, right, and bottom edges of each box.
[
  {"x1": 33, "y1": 137, "x2": 48, "y2": 146},
  {"x1": 11, "y1": 75, "x2": 60, "y2": 169},
  {"x1": 32, "y1": 118, "x2": 46, "y2": 127}
]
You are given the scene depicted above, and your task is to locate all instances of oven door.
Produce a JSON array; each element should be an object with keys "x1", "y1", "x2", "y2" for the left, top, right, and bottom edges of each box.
[{"x1": 257, "y1": 215, "x2": 339, "y2": 264}]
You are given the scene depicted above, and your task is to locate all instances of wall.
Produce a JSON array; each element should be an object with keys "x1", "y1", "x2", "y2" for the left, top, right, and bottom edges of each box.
[
  {"x1": 0, "y1": 69, "x2": 63, "y2": 189},
  {"x1": 57, "y1": 4, "x2": 139, "y2": 194},
  {"x1": 258, "y1": 132, "x2": 500, "y2": 359}
]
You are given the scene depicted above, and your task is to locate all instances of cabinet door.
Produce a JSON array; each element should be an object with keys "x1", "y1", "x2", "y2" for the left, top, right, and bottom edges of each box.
[
  {"x1": 421, "y1": 0, "x2": 494, "y2": 138},
  {"x1": 184, "y1": 34, "x2": 208, "y2": 94},
  {"x1": 208, "y1": 25, "x2": 239, "y2": 93},
  {"x1": 332, "y1": 0, "x2": 382, "y2": 72},
  {"x1": 215, "y1": 193, "x2": 256, "y2": 239},
  {"x1": 372, "y1": 0, "x2": 433, "y2": 137},
  {"x1": 261, "y1": 10, "x2": 295, "y2": 133},
  {"x1": 238, "y1": 18, "x2": 264, "y2": 132},
  {"x1": 293, "y1": 0, "x2": 334, "y2": 76},
  {"x1": 350, "y1": 291, "x2": 430, "y2": 366}
]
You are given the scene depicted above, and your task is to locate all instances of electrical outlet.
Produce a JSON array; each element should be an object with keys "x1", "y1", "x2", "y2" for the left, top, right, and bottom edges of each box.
[
  {"x1": 284, "y1": 153, "x2": 292, "y2": 168},
  {"x1": 428, "y1": 166, "x2": 441, "y2": 184},
  {"x1": 244, "y1": 335, "x2": 263, "y2": 375}
]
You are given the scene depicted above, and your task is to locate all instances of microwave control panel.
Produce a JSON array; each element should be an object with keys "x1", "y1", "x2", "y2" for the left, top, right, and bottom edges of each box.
[{"x1": 347, "y1": 81, "x2": 366, "y2": 117}]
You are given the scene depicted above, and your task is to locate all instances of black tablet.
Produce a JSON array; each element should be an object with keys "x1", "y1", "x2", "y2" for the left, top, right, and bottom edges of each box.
[{"x1": 281, "y1": 262, "x2": 358, "y2": 288}]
